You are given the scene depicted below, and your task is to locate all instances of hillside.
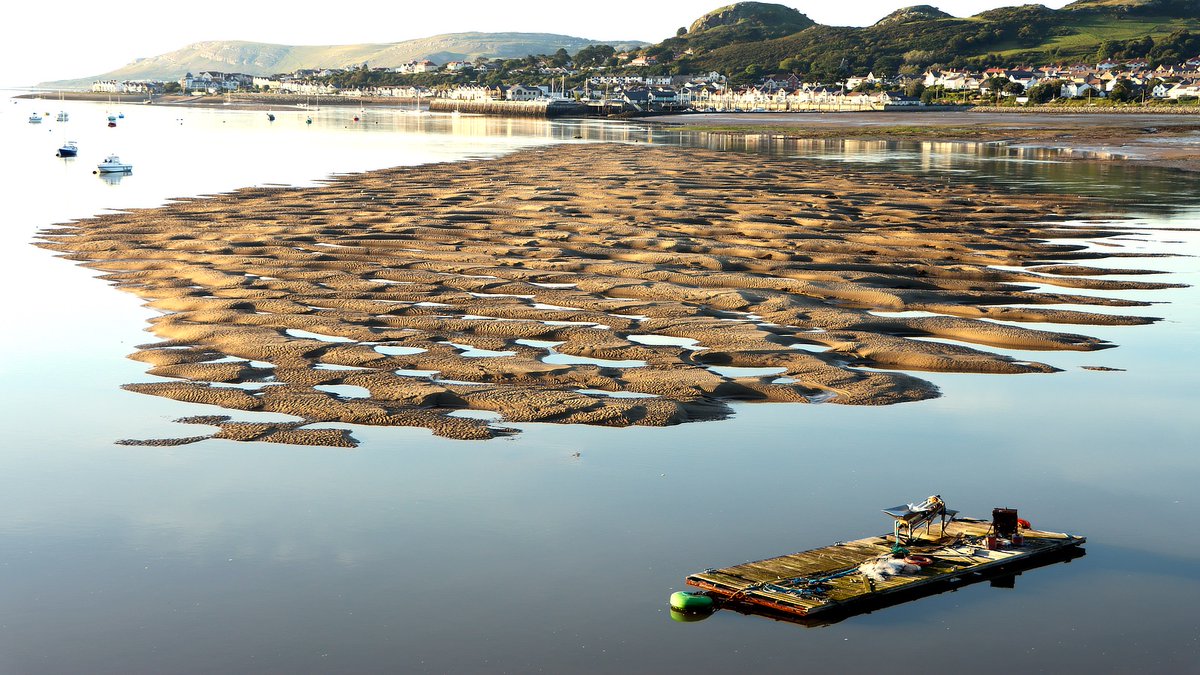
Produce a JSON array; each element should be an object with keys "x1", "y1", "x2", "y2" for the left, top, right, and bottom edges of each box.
[
  {"x1": 40, "y1": 32, "x2": 646, "y2": 88},
  {"x1": 656, "y1": 1, "x2": 1200, "y2": 81},
  {"x1": 39, "y1": 2, "x2": 1200, "y2": 89}
]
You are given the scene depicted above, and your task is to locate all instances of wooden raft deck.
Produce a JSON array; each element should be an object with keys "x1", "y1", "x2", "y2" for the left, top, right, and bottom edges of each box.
[{"x1": 686, "y1": 518, "x2": 1085, "y2": 618}]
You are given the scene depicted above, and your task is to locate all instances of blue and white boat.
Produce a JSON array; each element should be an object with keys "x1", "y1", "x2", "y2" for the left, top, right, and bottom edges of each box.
[
  {"x1": 56, "y1": 140, "x2": 78, "y2": 157},
  {"x1": 95, "y1": 154, "x2": 132, "y2": 173}
]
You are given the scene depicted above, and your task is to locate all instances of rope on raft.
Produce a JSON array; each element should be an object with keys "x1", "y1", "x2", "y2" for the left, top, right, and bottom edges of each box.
[{"x1": 753, "y1": 566, "x2": 864, "y2": 599}]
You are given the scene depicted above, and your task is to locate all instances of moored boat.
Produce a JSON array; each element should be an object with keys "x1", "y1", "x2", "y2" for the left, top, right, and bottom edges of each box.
[
  {"x1": 95, "y1": 154, "x2": 132, "y2": 173},
  {"x1": 57, "y1": 141, "x2": 78, "y2": 157},
  {"x1": 56, "y1": 111, "x2": 69, "y2": 122},
  {"x1": 29, "y1": 113, "x2": 43, "y2": 123}
]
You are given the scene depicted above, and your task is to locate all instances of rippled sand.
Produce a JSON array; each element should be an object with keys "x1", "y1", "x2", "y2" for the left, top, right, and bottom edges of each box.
[{"x1": 37, "y1": 144, "x2": 1177, "y2": 445}]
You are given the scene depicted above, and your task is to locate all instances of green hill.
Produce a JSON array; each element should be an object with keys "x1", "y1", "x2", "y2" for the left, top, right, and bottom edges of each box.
[
  {"x1": 39, "y1": 2, "x2": 1200, "y2": 89},
  {"x1": 688, "y1": 2, "x2": 815, "y2": 35},
  {"x1": 873, "y1": 6, "x2": 955, "y2": 27},
  {"x1": 651, "y1": 1, "x2": 1200, "y2": 82}
]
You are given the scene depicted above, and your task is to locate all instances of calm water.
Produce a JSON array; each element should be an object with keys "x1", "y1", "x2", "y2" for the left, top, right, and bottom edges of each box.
[{"x1": 1, "y1": 92, "x2": 1198, "y2": 674}]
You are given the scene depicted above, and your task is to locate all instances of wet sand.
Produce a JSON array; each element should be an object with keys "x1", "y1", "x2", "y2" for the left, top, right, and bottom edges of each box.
[{"x1": 37, "y1": 144, "x2": 1180, "y2": 446}]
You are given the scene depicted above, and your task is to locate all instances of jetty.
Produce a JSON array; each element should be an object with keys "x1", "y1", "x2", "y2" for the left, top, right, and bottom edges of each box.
[{"x1": 685, "y1": 498, "x2": 1085, "y2": 621}]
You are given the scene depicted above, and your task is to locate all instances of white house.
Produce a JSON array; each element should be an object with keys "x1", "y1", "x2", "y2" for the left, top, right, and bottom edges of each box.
[
  {"x1": 1151, "y1": 81, "x2": 1176, "y2": 98},
  {"x1": 396, "y1": 60, "x2": 438, "y2": 74},
  {"x1": 506, "y1": 84, "x2": 546, "y2": 101},
  {"x1": 1061, "y1": 81, "x2": 1099, "y2": 98},
  {"x1": 845, "y1": 72, "x2": 877, "y2": 89},
  {"x1": 1167, "y1": 81, "x2": 1200, "y2": 99},
  {"x1": 252, "y1": 76, "x2": 282, "y2": 90}
]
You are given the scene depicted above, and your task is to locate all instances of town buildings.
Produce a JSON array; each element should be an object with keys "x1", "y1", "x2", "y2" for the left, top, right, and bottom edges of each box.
[{"x1": 91, "y1": 55, "x2": 1200, "y2": 112}]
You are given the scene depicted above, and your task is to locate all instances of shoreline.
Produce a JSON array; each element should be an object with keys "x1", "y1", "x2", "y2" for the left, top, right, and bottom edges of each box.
[
  {"x1": 650, "y1": 111, "x2": 1200, "y2": 173},
  {"x1": 36, "y1": 143, "x2": 1180, "y2": 446},
  {"x1": 16, "y1": 90, "x2": 424, "y2": 109},
  {"x1": 23, "y1": 90, "x2": 1200, "y2": 170}
]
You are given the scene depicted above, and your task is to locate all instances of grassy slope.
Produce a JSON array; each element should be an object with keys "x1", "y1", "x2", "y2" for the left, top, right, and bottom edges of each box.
[{"x1": 1039, "y1": 15, "x2": 1194, "y2": 50}]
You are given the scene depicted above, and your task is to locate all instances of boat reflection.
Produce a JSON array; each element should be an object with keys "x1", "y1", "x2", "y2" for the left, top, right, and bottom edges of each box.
[{"x1": 97, "y1": 171, "x2": 129, "y2": 185}]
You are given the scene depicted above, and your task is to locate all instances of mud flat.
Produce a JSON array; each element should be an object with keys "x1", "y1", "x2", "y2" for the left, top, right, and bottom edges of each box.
[{"x1": 37, "y1": 144, "x2": 1180, "y2": 446}]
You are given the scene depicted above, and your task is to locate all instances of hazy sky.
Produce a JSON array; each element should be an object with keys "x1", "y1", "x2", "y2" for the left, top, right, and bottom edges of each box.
[{"x1": 2, "y1": 0, "x2": 1075, "y2": 85}]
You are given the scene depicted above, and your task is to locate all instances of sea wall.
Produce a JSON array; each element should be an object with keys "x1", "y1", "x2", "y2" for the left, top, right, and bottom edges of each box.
[
  {"x1": 696, "y1": 102, "x2": 970, "y2": 113},
  {"x1": 428, "y1": 99, "x2": 588, "y2": 117},
  {"x1": 22, "y1": 91, "x2": 151, "y2": 103},
  {"x1": 970, "y1": 104, "x2": 1200, "y2": 114}
]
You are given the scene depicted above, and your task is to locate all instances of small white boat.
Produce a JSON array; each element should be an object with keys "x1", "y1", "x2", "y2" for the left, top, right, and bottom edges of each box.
[
  {"x1": 29, "y1": 113, "x2": 43, "y2": 123},
  {"x1": 57, "y1": 141, "x2": 78, "y2": 157},
  {"x1": 95, "y1": 154, "x2": 132, "y2": 173},
  {"x1": 56, "y1": 111, "x2": 69, "y2": 122}
]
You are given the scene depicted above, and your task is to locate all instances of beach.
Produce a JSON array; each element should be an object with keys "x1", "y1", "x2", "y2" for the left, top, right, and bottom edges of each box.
[{"x1": 37, "y1": 142, "x2": 1177, "y2": 446}]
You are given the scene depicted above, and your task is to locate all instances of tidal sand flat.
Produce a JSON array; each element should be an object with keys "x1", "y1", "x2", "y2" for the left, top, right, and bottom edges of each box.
[{"x1": 37, "y1": 144, "x2": 1177, "y2": 445}]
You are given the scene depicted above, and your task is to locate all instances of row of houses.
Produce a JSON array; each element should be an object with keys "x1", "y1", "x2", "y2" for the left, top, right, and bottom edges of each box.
[
  {"x1": 90, "y1": 80, "x2": 164, "y2": 94},
  {"x1": 93, "y1": 53, "x2": 1200, "y2": 106},
  {"x1": 924, "y1": 58, "x2": 1200, "y2": 99},
  {"x1": 90, "y1": 71, "x2": 266, "y2": 94},
  {"x1": 434, "y1": 79, "x2": 920, "y2": 112},
  {"x1": 700, "y1": 86, "x2": 919, "y2": 111},
  {"x1": 440, "y1": 83, "x2": 685, "y2": 108}
]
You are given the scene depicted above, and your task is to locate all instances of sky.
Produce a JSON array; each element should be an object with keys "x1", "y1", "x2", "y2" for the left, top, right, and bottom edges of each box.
[{"x1": 1, "y1": 0, "x2": 1075, "y2": 86}]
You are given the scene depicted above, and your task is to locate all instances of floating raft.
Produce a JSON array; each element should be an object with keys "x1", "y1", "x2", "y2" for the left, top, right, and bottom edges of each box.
[{"x1": 686, "y1": 517, "x2": 1085, "y2": 619}]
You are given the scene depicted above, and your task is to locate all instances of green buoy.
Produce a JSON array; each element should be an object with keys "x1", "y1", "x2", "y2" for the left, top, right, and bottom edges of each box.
[{"x1": 669, "y1": 591, "x2": 714, "y2": 614}]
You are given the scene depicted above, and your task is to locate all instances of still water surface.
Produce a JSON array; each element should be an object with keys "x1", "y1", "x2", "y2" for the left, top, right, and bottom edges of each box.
[{"x1": 1, "y1": 93, "x2": 1198, "y2": 673}]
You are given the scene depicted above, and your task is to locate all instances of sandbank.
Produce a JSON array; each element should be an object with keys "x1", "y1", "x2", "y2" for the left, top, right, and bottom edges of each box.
[{"x1": 37, "y1": 144, "x2": 1180, "y2": 446}]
